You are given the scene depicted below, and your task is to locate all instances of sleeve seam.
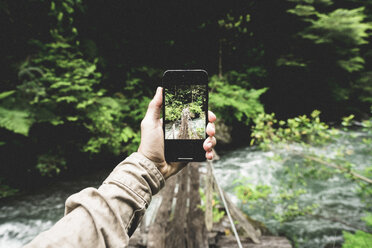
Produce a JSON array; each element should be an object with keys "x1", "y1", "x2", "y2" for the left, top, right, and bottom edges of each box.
[
  {"x1": 104, "y1": 179, "x2": 150, "y2": 206},
  {"x1": 131, "y1": 152, "x2": 165, "y2": 187}
]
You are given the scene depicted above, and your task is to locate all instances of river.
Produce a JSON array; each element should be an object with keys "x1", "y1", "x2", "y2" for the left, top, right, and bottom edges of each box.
[{"x1": 0, "y1": 130, "x2": 371, "y2": 247}]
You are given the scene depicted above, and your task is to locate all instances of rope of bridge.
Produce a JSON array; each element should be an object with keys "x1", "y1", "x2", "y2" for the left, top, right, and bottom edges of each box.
[{"x1": 207, "y1": 160, "x2": 243, "y2": 248}]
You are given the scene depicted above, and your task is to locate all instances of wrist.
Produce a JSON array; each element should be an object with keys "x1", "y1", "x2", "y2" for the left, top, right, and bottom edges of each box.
[
  {"x1": 131, "y1": 152, "x2": 166, "y2": 183},
  {"x1": 136, "y1": 150, "x2": 169, "y2": 178}
]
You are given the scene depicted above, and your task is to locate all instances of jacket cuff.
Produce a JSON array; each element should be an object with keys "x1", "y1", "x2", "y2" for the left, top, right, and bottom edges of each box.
[
  {"x1": 103, "y1": 152, "x2": 165, "y2": 205},
  {"x1": 128, "y1": 152, "x2": 165, "y2": 193}
]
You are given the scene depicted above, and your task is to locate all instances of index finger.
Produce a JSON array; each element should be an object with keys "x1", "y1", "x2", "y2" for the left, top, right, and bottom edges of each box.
[{"x1": 208, "y1": 111, "x2": 216, "y2": 123}]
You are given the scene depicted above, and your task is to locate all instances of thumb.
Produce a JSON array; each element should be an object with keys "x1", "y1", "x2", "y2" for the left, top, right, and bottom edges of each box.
[{"x1": 145, "y1": 87, "x2": 163, "y2": 120}]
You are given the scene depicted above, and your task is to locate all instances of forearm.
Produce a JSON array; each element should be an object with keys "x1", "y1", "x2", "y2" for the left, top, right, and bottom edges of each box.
[{"x1": 24, "y1": 152, "x2": 165, "y2": 248}]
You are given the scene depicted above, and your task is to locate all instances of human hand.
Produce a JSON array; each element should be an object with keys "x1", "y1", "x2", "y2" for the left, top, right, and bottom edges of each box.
[{"x1": 138, "y1": 87, "x2": 217, "y2": 180}]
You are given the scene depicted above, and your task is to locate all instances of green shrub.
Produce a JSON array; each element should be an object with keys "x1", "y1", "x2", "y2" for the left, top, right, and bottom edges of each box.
[
  {"x1": 209, "y1": 75, "x2": 267, "y2": 125},
  {"x1": 342, "y1": 214, "x2": 372, "y2": 248}
]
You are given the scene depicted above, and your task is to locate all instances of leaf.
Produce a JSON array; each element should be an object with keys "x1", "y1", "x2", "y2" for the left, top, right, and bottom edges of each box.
[
  {"x1": 338, "y1": 57, "x2": 365, "y2": 73},
  {"x1": 56, "y1": 96, "x2": 78, "y2": 103},
  {"x1": 362, "y1": 213, "x2": 372, "y2": 227},
  {"x1": 57, "y1": 12, "x2": 64, "y2": 22},
  {"x1": 288, "y1": 5, "x2": 316, "y2": 17},
  {"x1": 50, "y1": 82, "x2": 72, "y2": 89},
  {"x1": 120, "y1": 127, "x2": 135, "y2": 142},
  {"x1": 85, "y1": 64, "x2": 96, "y2": 75},
  {"x1": 302, "y1": 7, "x2": 372, "y2": 46},
  {"x1": 0, "y1": 91, "x2": 15, "y2": 100},
  {"x1": 0, "y1": 107, "x2": 34, "y2": 136},
  {"x1": 67, "y1": 116, "x2": 78, "y2": 121}
]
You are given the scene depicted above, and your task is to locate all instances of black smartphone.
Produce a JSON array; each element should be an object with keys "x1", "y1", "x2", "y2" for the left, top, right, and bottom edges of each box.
[{"x1": 162, "y1": 70, "x2": 208, "y2": 162}]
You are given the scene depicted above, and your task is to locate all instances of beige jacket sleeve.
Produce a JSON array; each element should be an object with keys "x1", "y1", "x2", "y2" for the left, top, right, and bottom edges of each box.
[{"x1": 24, "y1": 152, "x2": 165, "y2": 248}]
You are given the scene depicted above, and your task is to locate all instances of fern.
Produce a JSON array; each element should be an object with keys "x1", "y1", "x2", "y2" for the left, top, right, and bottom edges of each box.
[
  {"x1": 0, "y1": 107, "x2": 34, "y2": 136},
  {"x1": 209, "y1": 75, "x2": 267, "y2": 125},
  {"x1": 342, "y1": 213, "x2": 372, "y2": 247},
  {"x1": 342, "y1": 230, "x2": 372, "y2": 248}
]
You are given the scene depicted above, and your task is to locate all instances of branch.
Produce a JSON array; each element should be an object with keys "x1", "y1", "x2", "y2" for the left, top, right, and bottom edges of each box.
[{"x1": 303, "y1": 155, "x2": 372, "y2": 185}]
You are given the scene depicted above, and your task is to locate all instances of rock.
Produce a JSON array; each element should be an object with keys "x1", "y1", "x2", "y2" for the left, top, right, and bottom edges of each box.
[{"x1": 214, "y1": 120, "x2": 232, "y2": 144}]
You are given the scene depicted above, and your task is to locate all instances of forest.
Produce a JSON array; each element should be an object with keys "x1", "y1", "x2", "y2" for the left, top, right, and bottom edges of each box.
[
  {"x1": 0, "y1": 0, "x2": 372, "y2": 247},
  {"x1": 165, "y1": 84, "x2": 206, "y2": 139}
]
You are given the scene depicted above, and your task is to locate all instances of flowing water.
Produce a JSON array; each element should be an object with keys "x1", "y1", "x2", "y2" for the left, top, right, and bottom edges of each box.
[
  {"x1": 0, "y1": 130, "x2": 371, "y2": 247},
  {"x1": 0, "y1": 172, "x2": 108, "y2": 248},
  {"x1": 211, "y1": 130, "x2": 372, "y2": 247}
]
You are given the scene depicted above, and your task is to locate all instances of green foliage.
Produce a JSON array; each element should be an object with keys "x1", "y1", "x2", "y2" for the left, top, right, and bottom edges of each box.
[
  {"x1": 361, "y1": 107, "x2": 372, "y2": 135},
  {"x1": 218, "y1": 13, "x2": 251, "y2": 33},
  {"x1": 233, "y1": 177, "x2": 317, "y2": 223},
  {"x1": 0, "y1": 0, "x2": 151, "y2": 181},
  {"x1": 83, "y1": 97, "x2": 138, "y2": 155},
  {"x1": 19, "y1": 41, "x2": 102, "y2": 110},
  {"x1": 209, "y1": 75, "x2": 267, "y2": 125},
  {"x1": 15, "y1": 39, "x2": 140, "y2": 156},
  {"x1": 301, "y1": 7, "x2": 372, "y2": 45},
  {"x1": 0, "y1": 91, "x2": 15, "y2": 100},
  {"x1": 363, "y1": 214, "x2": 372, "y2": 228},
  {"x1": 165, "y1": 91, "x2": 183, "y2": 122},
  {"x1": 251, "y1": 110, "x2": 333, "y2": 149},
  {"x1": 282, "y1": 1, "x2": 372, "y2": 115},
  {"x1": 0, "y1": 107, "x2": 34, "y2": 136},
  {"x1": 342, "y1": 114, "x2": 355, "y2": 128},
  {"x1": 342, "y1": 213, "x2": 372, "y2": 248},
  {"x1": 244, "y1": 110, "x2": 372, "y2": 227},
  {"x1": 36, "y1": 153, "x2": 67, "y2": 177},
  {"x1": 48, "y1": 0, "x2": 83, "y2": 42},
  {"x1": 307, "y1": 6, "x2": 372, "y2": 73},
  {"x1": 165, "y1": 85, "x2": 205, "y2": 122},
  {"x1": 289, "y1": 4, "x2": 372, "y2": 73},
  {"x1": 188, "y1": 101, "x2": 203, "y2": 119},
  {"x1": 196, "y1": 127, "x2": 205, "y2": 138},
  {"x1": 233, "y1": 178, "x2": 271, "y2": 203},
  {"x1": 342, "y1": 230, "x2": 372, "y2": 248},
  {"x1": 356, "y1": 73, "x2": 372, "y2": 105},
  {"x1": 0, "y1": 178, "x2": 19, "y2": 199},
  {"x1": 199, "y1": 188, "x2": 226, "y2": 223},
  {"x1": 251, "y1": 110, "x2": 372, "y2": 191}
]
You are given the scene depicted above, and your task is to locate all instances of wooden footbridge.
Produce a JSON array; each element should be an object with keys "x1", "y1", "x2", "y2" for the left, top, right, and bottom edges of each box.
[{"x1": 128, "y1": 109, "x2": 292, "y2": 247}]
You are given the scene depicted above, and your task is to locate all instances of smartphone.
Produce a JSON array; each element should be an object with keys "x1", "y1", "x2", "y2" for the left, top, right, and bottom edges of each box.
[{"x1": 162, "y1": 70, "x2": 208, "y2": 162}]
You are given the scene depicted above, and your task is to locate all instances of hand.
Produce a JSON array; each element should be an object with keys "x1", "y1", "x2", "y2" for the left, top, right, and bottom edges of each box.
[{"x1": 138, "y1": 87, "x2": 217, "y2": 180}]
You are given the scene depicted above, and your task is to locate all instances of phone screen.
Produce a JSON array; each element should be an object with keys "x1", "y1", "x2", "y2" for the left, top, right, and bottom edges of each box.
[
  {"x1": 164, "y1": 84, "x2": 207, "y2": 140},
  {"x1": 162, "y1": 70, "x2": 208, "y2": 162}
]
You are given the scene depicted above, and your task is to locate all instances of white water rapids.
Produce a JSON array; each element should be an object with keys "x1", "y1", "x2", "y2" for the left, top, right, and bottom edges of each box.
[{"x1": 0, "y1": 130, "x2": 370, "y2": 247}]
